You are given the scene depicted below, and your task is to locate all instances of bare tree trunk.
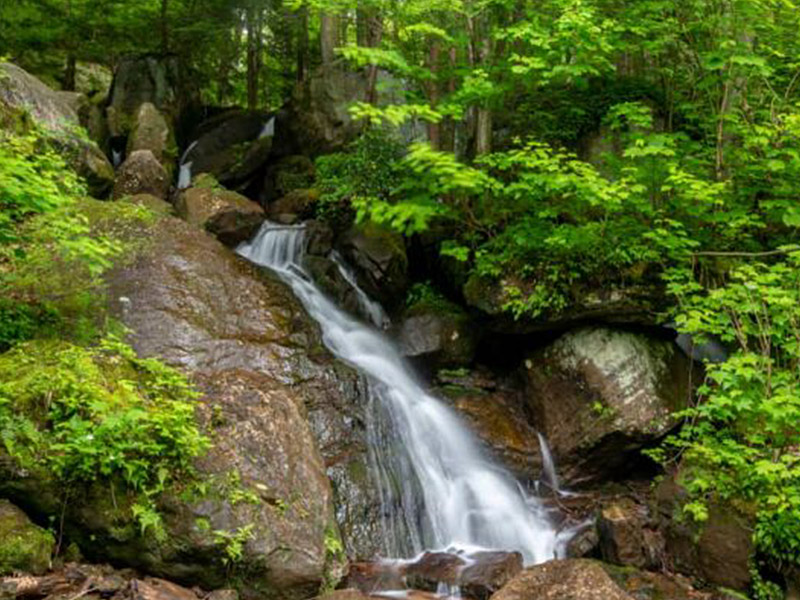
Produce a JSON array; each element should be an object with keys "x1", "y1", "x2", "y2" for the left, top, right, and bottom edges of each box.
[
  {"x1": 426, "y1": 41, "x2": 441, "y2": 150},
  {"x1": 246, "y1": 5, "x2": 262, "y2": 110},
  {"x1": 64, "y1": 54, "x2": 77, "y2": 91},
  {"x1": 365, "y1": 11, "x2": 384, "y2": 104},
  {"x1": 297, "y1": 6, "x2": 309, "y2": 81},
  {"x1": 161, "y1": 0, "x2": 169, "y2": 54},
  {"x1": 320, "y1": 12, "x2": 339, "y2": 66}
]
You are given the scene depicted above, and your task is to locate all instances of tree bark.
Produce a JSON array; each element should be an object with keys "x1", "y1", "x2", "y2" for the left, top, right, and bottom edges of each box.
[
  {"x1": 246, "y1": 4, "x2": 262, "y2": 110},
  {"x1": 64, "y1": 54, "x2": 76, "y2": 91},
  {"x1": 426, "y1": 41, "x2": 441, "y2": 150},
  {"x1": 364, "y1": 10, "x2": 384, "y2": 104},
  {"x1": 297, "y1": 6, "x2": 309, "y2": 81},
  {"x1": 160, "y1": 0, "x2": 169, "y2": 54},
  {"x1": 320, "y1": 12, "x2": 339, "y2": 67}
]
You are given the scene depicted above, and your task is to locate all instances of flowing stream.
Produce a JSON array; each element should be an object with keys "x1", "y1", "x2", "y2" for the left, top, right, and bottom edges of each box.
[{"x1": 237, "y1": 223, "x2": 559, "y2": 565}]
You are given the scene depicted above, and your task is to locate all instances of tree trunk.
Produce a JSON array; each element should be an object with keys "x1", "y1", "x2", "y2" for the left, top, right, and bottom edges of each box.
[
  {"x1": 426, "y1": 41, "x2": 441, "y2": 150},
  {"x1": 320, "y1": 12, "x2": 339, "y2": 66},
  {"x1": 246, "y1": 5, "x2": 262, "y2": 110},
  {"x1": 297, "y1": 6, "x2": 309, "y2": 81},
  {"x1": 160, "y1": 0, "x2": 169, "y2": 54},
  {"x1": 64, "y1": 54, "x2": 76, "y2": 91},
  {"x1": 364, "y1": 11, "x2": 384, "y2": 104}
]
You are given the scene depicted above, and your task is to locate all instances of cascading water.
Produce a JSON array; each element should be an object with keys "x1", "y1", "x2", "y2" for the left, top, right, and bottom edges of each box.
[
  {"x1": 536, "y1": 432, "x2": 561, "y2": 495},
  {"x1": 237, "y1": 223, "x2": 559, "y2": 565},
  {"x1": 177, "y1": 140, "x2": 199, "y2": 189}
]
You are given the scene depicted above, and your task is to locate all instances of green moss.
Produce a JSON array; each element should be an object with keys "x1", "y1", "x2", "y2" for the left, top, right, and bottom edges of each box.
[{"x1": 0, "y1": 500, "x2": 55, "y2": 575}]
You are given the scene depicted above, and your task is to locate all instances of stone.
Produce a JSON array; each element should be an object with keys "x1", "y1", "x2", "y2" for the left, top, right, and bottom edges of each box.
[
  {"x1": 0, "y1": 215, "x2": 366, "y2": 598},
  {"x1": 655, "y1": 475, "x2": 753, "y2": 591},
  {"x1": 131, "y1": 578, "x2": 198, "y2": 600},
  {"x1": 600, "y1": 564, "x2": 710, "y2": 600},
  {"x1": 113, "y1": 150, "x2": 170, "y2": 201},
  {"x1": 269, "y1": 189, "x2": 320, "y2": 221},
  {"x1": 262, "y1": 155, "x2": 316, "y2": 204},
  {"x1": 128, "y1": 102, "x2": 176, "y2": 171},
  {"x1": 176, "y1": 182, "x2": 265, "y2": 246},
  {"x1": 348, "y1": 551, "x2": 523, "y2": 600},
  {"x1": 0, "y1": 500, "x2": 54, "y2": 575},
  {"x1": 74, "y1": 62, "x2": 113, "y2": 101},
  {"x1": 566, "y1": 524, "x2": 600, "y2": 559},
  {"x1": 124, "y1": 193, "x2": 174, "y2": 216},
  {"x1": 523, "y1": 327, "x2": 691, "y2": 485},
  {"x1": 57, "y1": 90, "x2": 108, "y2": 147},
  {"x1": 340, "y1": 223, "x2": 408, "y2": 308},
  {"x1": 435, "y1": 368, "x2": 542, "y2": 481},
  {"x1": 107, "y1": 56, "x2": 185, "y2": 137},
  {"x1": 491, "y1": 559, "x2": 633, "y2": 600},
  {"x1": 0, "y1": 62, "x2": 114, "y2": 197},
  {"x1": 597, "y1": 498, "x2": 654, "y2": 568},
  {"x1": 316, "y1": 589, "x2": 371, "y2": 600},
  {"x1": 181, "y1": 109, "x2": 274, "y2": 189},
  {"x1": 399, "y1": 299, "x2": 477, "y2": 368}
]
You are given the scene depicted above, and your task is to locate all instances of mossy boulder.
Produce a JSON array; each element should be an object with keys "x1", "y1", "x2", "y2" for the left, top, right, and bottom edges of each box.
[
  {"x1": 128, "y1": 102, "x2": 177, "y2": 174},
  {"x1": 0, "y1": 62, "x2": 114, "y2": 197},
  {"x1": 339, "y1": 223, "x2": 408, "y2": 308},
  {"x1": 262, "y1": 155, "x2": 316, "y2": 204},
  {"x1": 0, "y1": 500, "x2": 54, "y2": 575},
  {"x1": 113, "y1": 150, "x2": 170, "y2": 201}
]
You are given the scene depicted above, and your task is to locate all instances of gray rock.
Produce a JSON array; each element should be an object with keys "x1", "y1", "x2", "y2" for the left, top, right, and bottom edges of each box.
[
  {"x1": 113, "y1": 150, "x2": 170, "y2": 200},
  {"x1": 340, "y1": 223, "x2": 408, "y2": 308},
  {"x1": 128, "y1": 102, "x2": 176, "y2": 171},
  {"x1": 176, "y1": 180, "x2": 265, "y2": 246}
]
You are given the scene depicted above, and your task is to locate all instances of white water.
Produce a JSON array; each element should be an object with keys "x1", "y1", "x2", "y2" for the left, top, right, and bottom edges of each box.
[
  {"x1": 177, "y1": 140, "x2": 199, "y2": 189},
  {"x1": 238, "y1": 223, "x2": 559, "y2": 565},
  {"x1": 537, "y1": 432, "x2": 561, "y2": 494},
  {"x1": 330, "y1": 250, "x2": 389, "y2": 329},
  {"x1": 259, "y1": 116, "x2": 276, "y2": 139}
]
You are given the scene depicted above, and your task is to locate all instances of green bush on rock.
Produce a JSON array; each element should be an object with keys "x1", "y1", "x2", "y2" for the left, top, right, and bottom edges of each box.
[{"x1": 0, "y1": 335, "x2": 209, "y2": 538}]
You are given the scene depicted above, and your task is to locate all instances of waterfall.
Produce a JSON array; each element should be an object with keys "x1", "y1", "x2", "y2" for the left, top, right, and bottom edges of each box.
[
  {"x1": 536, "y1": 432, "x2": 561, "y2": 494},
  {"x1": 177, "y1": 140, "x2": 199, "y2": 189},
  {"x1": 259, "y1": 116, "x2": 276, "y2": 139},
  {"x1": 237, "y1": 223, "x2": 559, "y2": 565},
  {"x1": 330, "y1": 250, "x2": 389, "y2": 329}
]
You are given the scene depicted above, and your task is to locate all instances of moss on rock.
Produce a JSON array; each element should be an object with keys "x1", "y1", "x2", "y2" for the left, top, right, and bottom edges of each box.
[{"x1": 0, "y1": 500, "x2": 54, "y2": 575}]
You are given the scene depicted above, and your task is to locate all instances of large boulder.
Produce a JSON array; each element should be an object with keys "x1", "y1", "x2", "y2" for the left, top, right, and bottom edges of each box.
[
  {"x1": 597, "y1": 497, "x2": 662, "y2": 569},
  {"x1": 113, "y1": 150, "x2": 170, "y2": 200},
  {"x1": 523, "y1": 327, "x2": 691, "y2": 485},
  {"x1": 107, "y1": 56, "x2": 185, "y2": 137},
  {"x1": 58, "y1": 90, "x2": 108, "y2": 147},
  {"x1": 0, "y1": 213, "x2": 367, "y2": 598},
  {"x1": 269, "y1": 189, "x2": 320, "y2": 223},
  {"x1": 399, "y1": 295, "x2": 477, "y2": 368},
  {"x1": 262, "y1": 155, "x2": 316, "y2": 205},
  {"x1": 181, "y1": 109, "x2": 274, "y2": 189},
  {"x1": 339, "y1": 223, "x2": 408, "y2": 308},
  {"x1": 176, "y1": 177, "x2": 265, "y2": 246},
  {"x1": 128, "y1": 102, "x2": 177, "y2": 171},
  {"x1": 275, "y1": 67, "x2": 368, "y2": 156},
  {"x1": 0, "y1": 500, "x2": 54, "y2": 575},
  {"x1": 491, "y1": 559, "x2": 633, "y2": 600},
  {"x1": 0, "y1": 62, "x2": 114, "y2": 197},
  {"x1": 435, "y1": 368, "x2": 542, "y2": 481},
  {"x1": 654, "y1": 475, "x2": 753, "y2": 591}
]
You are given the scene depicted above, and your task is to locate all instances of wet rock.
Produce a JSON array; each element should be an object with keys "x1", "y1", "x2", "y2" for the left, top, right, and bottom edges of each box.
[
  {"x1": 655, "y1": 476, "x2": 753, "y2": 591},
  {"x1": 566, "y1": 523, "x2": 600, "y2": 559},
  {"x1": 601, "y1": 564, "x2": 710, "y2": 600},
  {"x1": 269, "y1": 189, "x2": 320, "y2": 222},
  {"x1": 124, "y1": 193, "x2": 174, "y2": 216},
  {"x1": 58, "y1": 90, "x2": 108, "y2": 147},
  {"x1": 176, "y1": 180, "x2": 265, "y2": 246},
  {"x1": 113, "y1": 150, "x2": 170, "y2": 200},
  {"x1": 107, "y1": 56, "x2": 185, "y2": 137},
  {"x1": 0, "y1": 500, "x2": 54, "y2": 575},
  {"x1": 262, "y1": 155, "x2": 316, "y2": 204},
  {"x1": 523, "y1": 327, "x2": 691, "y2": 485},
  {"x1": 206, "y1": 590, "x2": 239, "y2": 600},
  {"x1": 128, "y1": 102, "x2": 177, "y2": 171},
  {"x1": 316, "y1": 590, "x2": 370, "y2": 600},
  {"x1": 182, "y1": 109, "x2": 273, "y2": 189},
  {"x1": 348, "y1": 551, "x2": 523, "y2": 600},
  {"x1": 597, "y1": 498, "x2": 661, "y2": 569},
  {"x1": 399, "y1": 299, "x2": 477, "y2": 368},
  {"x1": 131, "y1": 578, "x2": 198, "y2": 600},
  {"x1": 491, "y1": 559, "x2": 633, "y2": 600},
  {"x1": 435, "y1": 368, "x2": 542, "y2": 481},
  {"x1": 340, "y1": 223, "x2": 408, "y2": 307},
  {"x1": 0, "y1": 62, "x2": 114, "y2": 197}
]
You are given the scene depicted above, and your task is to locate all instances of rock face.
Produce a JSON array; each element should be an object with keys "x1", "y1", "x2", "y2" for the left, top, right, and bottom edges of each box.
[
  {"x1": 107, "y1": 56, "x2": 185, "y2": 137},
  {"x1": 0, "y1": 500, "x2": 54, "y2": 575},
  {"x1": 655, "y1": 476, "x2": 753, "y2": 591},
  {"x1": 0, "y1": 62, "x2": 114, "y2": 196},
  {"x1": 491, "y1": 559, "x2": 633, "y2": 600},
  {"x1": 181, "y1": 109, "x2": 273, "y2": 189},
  {"x1": 523, "y1": 327, "x2": 691, "y2": 485},
  {"x1": 399, "y1": 301, "x2": 477, "y2": 368},
  {"x1": 113, "y1": 150, "x2": 170, "y2": 200},
  {"x1": 269, "y1": 189, "x2": 320, "y2": 222},
  {"x1": 128, "y1": 102, "x2": 176, "y2": 170},
  {"x1": 597, "y1": 498, "x2": 662, "y2": 569},
  {"x1": 262, "y1": 155, "x2": 316, "y2": 205},
  {"x1": 435, "y1": 369, "x2": 542, "y2": 481},
  {"x1": 340, "y1": 223, "x2": 408, "y2": 308},
  {"x1": 275, "y1": 67, "x2": 367, "y2": 156},
  {"x1": 176, "y1": 180, "x2": 265, "y2": 246}
]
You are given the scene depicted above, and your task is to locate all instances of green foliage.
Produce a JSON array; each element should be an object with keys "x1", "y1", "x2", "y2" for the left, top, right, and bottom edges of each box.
[
  {"x1": 659, "y1": 251, "x2": 800, "y2": 570},
  {"x1": 0, "y1": 336, "x2": 209, "y2": 536},
  {"x1": 213, "y1": 524, "x2": 255, "y2": 566}
]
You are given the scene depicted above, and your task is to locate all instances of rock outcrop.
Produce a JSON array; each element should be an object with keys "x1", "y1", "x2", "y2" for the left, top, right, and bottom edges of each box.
[
  {"x1": 523, "y1": 327, "x2": 691, "y2": 485},
  {"x1": 128, "y1": 102, "x2": 176, "y2": 171},
  {"x1": 0, "y1": 500, "x2": 54, "y2": 575},
  {"x1": 491, "y1": 559, "x2": 633, "y2": 600},
  {"x1": 176, "y1": 177, "x2": 265, "y2": 246},
  {"x1": 113, "y1": 150, "x2": 170, "y2": 200},
  {"x1": 0, "y1": 62, "x2": 114, "y2": 196},
  {"x1": 262, "y1": 155, "x2": 316, "y2": 205},
  {"x1": 339, "y1": 223, "x2": 408, "y2": 308},
  {"x1": 399, "y1": 299, "x2": 477, "y2": 368}
]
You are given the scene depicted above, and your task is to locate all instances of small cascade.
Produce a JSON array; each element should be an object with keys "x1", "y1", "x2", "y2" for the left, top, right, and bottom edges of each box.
[
  {"x1": 259, "y1": 116, "x2": 276, "y2": 139},
  {"x1": 536, "y1": 432, "x2": 561, "y2": 494},
  {"x1": 238, "y1": 223, "x2": 560, "y2": 566},
  {"x1": 177, "y1": 140, "x2": 199, "y2": 189},
  {"x1": 330, "y1": 250, "x2": 389, "y2": 329},
  {"x1": 112, "y1": 149, "x2": 123, "y2": 168}
]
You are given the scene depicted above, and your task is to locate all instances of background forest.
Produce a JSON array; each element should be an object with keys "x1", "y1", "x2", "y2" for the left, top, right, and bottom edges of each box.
[{"x1": 3, "y1": 0, "x2": 800, "y2": 599}]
